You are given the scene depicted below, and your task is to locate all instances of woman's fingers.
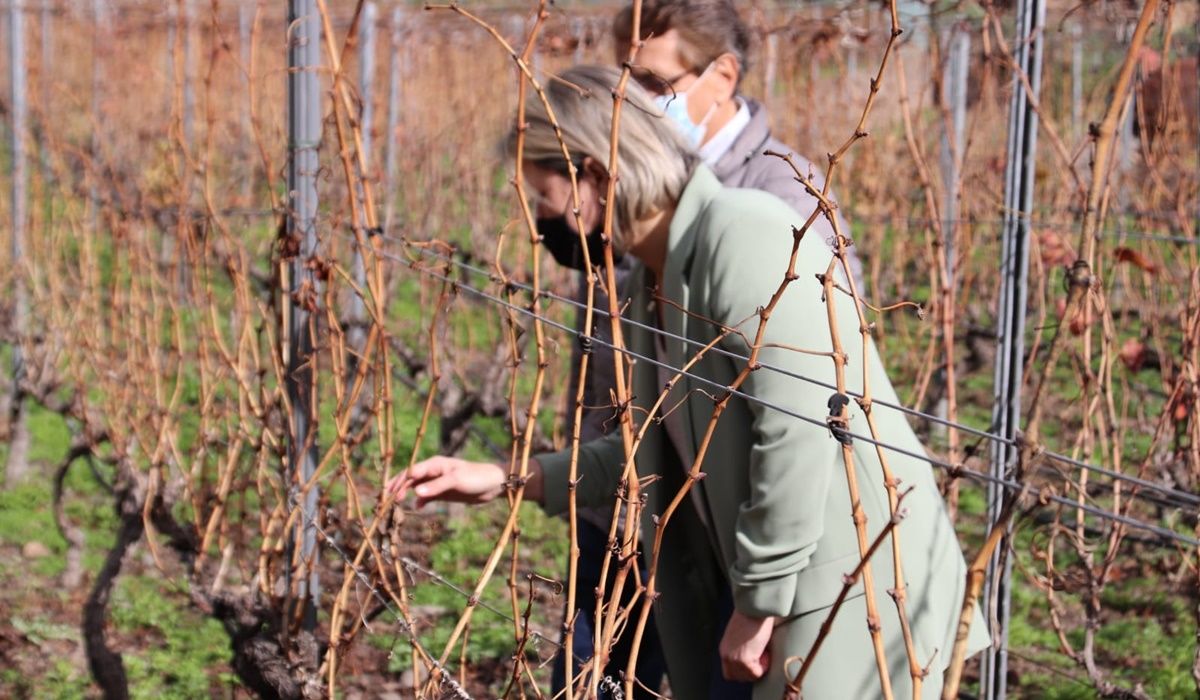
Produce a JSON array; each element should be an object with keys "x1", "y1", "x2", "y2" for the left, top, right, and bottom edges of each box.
[
  {"x1": 413, "y1": 473, "x2": 463, "y2": 508},
  {"x1": 386, "y1": 457, "x2": 508, "y2": 508},
  {"x1": 722, "y1": 652, "x2": 767, "y2": 682},
  {"x1": 384, "y1": 473, "x2": 409, "y2": 498},
  {"x1": 385, "y1": 457, "x2": 449, "y2": 500},
  {"x1": 719, "y1": 609, "x2": 775, "y2": 682}
]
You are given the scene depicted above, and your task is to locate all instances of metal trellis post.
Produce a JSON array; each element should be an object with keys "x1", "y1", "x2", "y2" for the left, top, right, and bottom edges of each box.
[
  {"x1": 1116, "y1": 24, "x2": 1139, "y2": 217},
  {"x1": 175, "y1": 0, "x2": 197, "y2": 297},
  {"x1": 940, "y1": 21, "x2": 970, "y2": 289},
  {"x1": 7, "y1": 0, "x2": 31, "y2": 487},
  {"x1": 383, "y1": 6, "x2": 404, "y2": 231},
  {"x1": 39, "y1": 0, "x2": 52, "y2": 183},
  {"x1": 239, "y1": 0, "x2": 253, "y2": 204},
  {"x1": 1071, "y1": 21, "x2": 1083, "y2": 141},
  {"x1": 358, "y1": 1, "x2": 377, "y2": 167},
  {"x1": 89, "y1": 0, "x2": 107, "y2": 235},
  {"x1": 985, "y1": 0, "x2": 1045, "y2": 697},
  {"x1": 166, "y1": 2, "x2": 176, "y2": 114},
  {"x1": 572, "y1": 17, "x2": 585, "y2": 64},
  {"x1": 764, "y1": 30, "x2": 778, "y2": 97},
  {"x1": 286, "y1": 0, "x2": 321, "y2": 633},
  {"x1": 346, "y1": 1, "x2": 376, "y2": 381},
  {"x1": 933, "y1": 21, "x2": 970, "y2": 444}
]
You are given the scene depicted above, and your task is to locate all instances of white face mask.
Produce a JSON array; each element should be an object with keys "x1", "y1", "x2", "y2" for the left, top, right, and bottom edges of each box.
[{"x1": 652, "y1": 63, "x2": 719, "y2": 148}]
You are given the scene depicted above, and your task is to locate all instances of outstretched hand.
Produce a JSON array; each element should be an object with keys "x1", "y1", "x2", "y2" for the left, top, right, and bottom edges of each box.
[{"x1": 385, "y1": 456, "x2": 542, "y2": 509}]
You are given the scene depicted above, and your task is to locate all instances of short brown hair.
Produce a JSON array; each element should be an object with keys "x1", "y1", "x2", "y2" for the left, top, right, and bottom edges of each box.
[{"x1": 613, "y1": 0, "x2": 753, "y2": 79}]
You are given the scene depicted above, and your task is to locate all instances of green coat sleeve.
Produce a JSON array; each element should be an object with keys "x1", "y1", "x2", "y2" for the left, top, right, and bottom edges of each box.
[
  {"x1": 536, "y1": 429, "x2": 627, "y2": 517},
  {"x1": 700, "y1": 192, "x2": 849, "y2": 618}
]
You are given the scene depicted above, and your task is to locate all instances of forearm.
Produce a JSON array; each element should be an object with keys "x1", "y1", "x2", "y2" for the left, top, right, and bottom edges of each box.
[
  {"x1": 523, "y1": 457, "x2": 545, "y2": 506},
  {"x1": 534, "y1": 430, "x2": 628, "y2": 515}
]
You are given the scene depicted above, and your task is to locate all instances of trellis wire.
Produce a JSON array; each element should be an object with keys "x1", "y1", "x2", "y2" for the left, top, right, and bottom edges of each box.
[
  {"x1": 371, "y1": 232, "x2": 1200, "y2": 513},
  {"x1": 67, "y1": 194, "x2": 1193, "y2": 512},
  {"x1": 398, "y1": 556, "x2": 565, "y2": 655},
  {"x1": 356, "y1": 236, "x2": 1200, "y2": 548},
  {"x1": 848, "y1": 214, "x2": 1197, "y2": 245},
  {"x1": 302, "y1": 508, "x2": 475, "y2": 699}
]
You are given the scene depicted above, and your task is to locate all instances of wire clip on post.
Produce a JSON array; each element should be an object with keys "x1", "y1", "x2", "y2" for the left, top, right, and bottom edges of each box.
[{"x1": 827, "y1": 393, "x2": 853, "y2": 446}]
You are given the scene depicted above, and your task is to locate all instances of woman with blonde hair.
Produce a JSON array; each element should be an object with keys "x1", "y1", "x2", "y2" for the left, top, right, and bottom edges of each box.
[{"x1": 388, "y1": 64, "x2": 986, "y2": 699}]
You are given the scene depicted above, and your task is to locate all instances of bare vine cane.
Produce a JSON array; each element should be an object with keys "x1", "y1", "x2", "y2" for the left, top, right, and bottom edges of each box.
[
  {"x1": 1007, "y1": 7, "x2": 1159, "y2": 693},
  {"x1": 501, "y1": 573, "x2": 564, "y2": 698},
  {"x1": 502, "y1": 9, "x2": 554, "y2": 690},
  {"x1": 1032, "y1": 3, "x2": 1166, "y2": 694},
  {"x1": 605, "y1": 315, "x2": 757, "y2": 694},
  {"x1": 311, "y1": 0, "x2": 391, "y2": 427},
  {"x1": 941, "y1": 482, "x2": 1034, "y2": 700},
  {"x1": 287, "y1": 1, "x2": 405, "y2": 690},
  {"x1": 783, "y1": 487, "x2": 915, "y2": 699},
  {"x1": 325, "y1": 255, "x2": 456, "y2": 692},
  {"x1": 266, "y1": 2, "x2": 388, "y2": 488},
  {"x1": 890, "y1": 48, "x2": 962, "y2": 523},
  {"x1": 585, "y1": 3, "x2": 652, "y2": 696},
  {"x1": 770, "y1": 153, "x2": 929, "y2": 698},
  {"x1": 769, "y1": 1, "x2": 916, "y2": 695},
  {"x1": 818, "y1": 248, "x2": 894, "y2": 700},
  {"x1": 386, "y1": 5, "x2": 569, "y2": 691},
  {"x1": 415, "y1": 5, "x2": 612, "y2": 693},
  {"x1": 1025, "y1": 0, "x2": 1161, "y2": 446}
]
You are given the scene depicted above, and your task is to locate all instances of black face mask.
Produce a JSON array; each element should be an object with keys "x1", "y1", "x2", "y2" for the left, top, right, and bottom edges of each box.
[{"x1": 536, "y1": 216, "x2": 621, "y2": 271}]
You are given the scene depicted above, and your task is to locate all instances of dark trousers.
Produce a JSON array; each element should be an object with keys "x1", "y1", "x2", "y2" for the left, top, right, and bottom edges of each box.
[
  {"x1": 552, "y1": 520, "x2": 667, "y2": 699},
  {"x1": 551, "y1": 520, "x2": 753, "y2": 700}
]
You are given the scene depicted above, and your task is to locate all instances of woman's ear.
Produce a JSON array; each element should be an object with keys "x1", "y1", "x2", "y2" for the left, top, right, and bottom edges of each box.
[
  {"x1": 580, "y1": 156, "x2": 611, "y2": 187},
  {"x1": 712, "y1": 52, "x2": 740, "y2": 102}
]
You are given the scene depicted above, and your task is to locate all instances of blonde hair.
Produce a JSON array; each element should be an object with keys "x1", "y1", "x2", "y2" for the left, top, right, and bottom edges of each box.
[{"x1": 510, "y1": 64, "x2": 698, "y2": 252}]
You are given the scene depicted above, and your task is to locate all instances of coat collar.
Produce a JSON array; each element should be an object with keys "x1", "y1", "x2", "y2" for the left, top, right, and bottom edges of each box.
[
  {"x1": 709, "y1": 97, "x2": 773, "y2": 183},
  {"x1": 664, "y1": 164, "x2": 723, "y2": 288},
  {"x1": 655, "y1": 164, "x2": 723, "y2": 377}
]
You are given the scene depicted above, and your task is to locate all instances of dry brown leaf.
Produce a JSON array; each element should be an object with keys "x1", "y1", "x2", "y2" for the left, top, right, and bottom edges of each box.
[{"x1": 1113, "y1": 246, "x2": 1159, "y2": 274}]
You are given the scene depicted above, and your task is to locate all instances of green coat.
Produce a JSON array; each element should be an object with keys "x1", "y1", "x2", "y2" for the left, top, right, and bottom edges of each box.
[{"x1": 538, "y1": 166, "x2": 988, "y2": 699}]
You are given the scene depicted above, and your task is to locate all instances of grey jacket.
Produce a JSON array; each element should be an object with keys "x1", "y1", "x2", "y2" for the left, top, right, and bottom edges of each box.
[{"x1": 710, "y1": 98, "x2": 864, "y2": 288}]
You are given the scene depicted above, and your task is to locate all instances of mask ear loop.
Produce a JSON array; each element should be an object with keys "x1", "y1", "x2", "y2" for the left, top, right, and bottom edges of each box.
[
  {"x1": 687, "y1": 62, "x2": 722, "y2": 131},
  {"x1": 696, "y1": 100, "x2": 721, "y2": 130}
]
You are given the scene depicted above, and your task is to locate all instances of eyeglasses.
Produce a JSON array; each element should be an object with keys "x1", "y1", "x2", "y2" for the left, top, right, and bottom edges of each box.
[{"x1": 629, "y1": 65, "x2": 694, "y2": 96}]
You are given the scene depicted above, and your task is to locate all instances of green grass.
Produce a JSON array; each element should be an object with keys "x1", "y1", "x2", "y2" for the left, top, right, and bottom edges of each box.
[
  {"x1": 110, "y1": 576, "x2": 237, "y2": 699},
  {"x1": 4, "y1": 575, "x2": 237, "y2": 700},
  {"x1": 1006, "y1": 569, "x2": 1196, "y2": 698},
  {"x1": 0, "y1": 398, "x2": 235, "y2": 699}
]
